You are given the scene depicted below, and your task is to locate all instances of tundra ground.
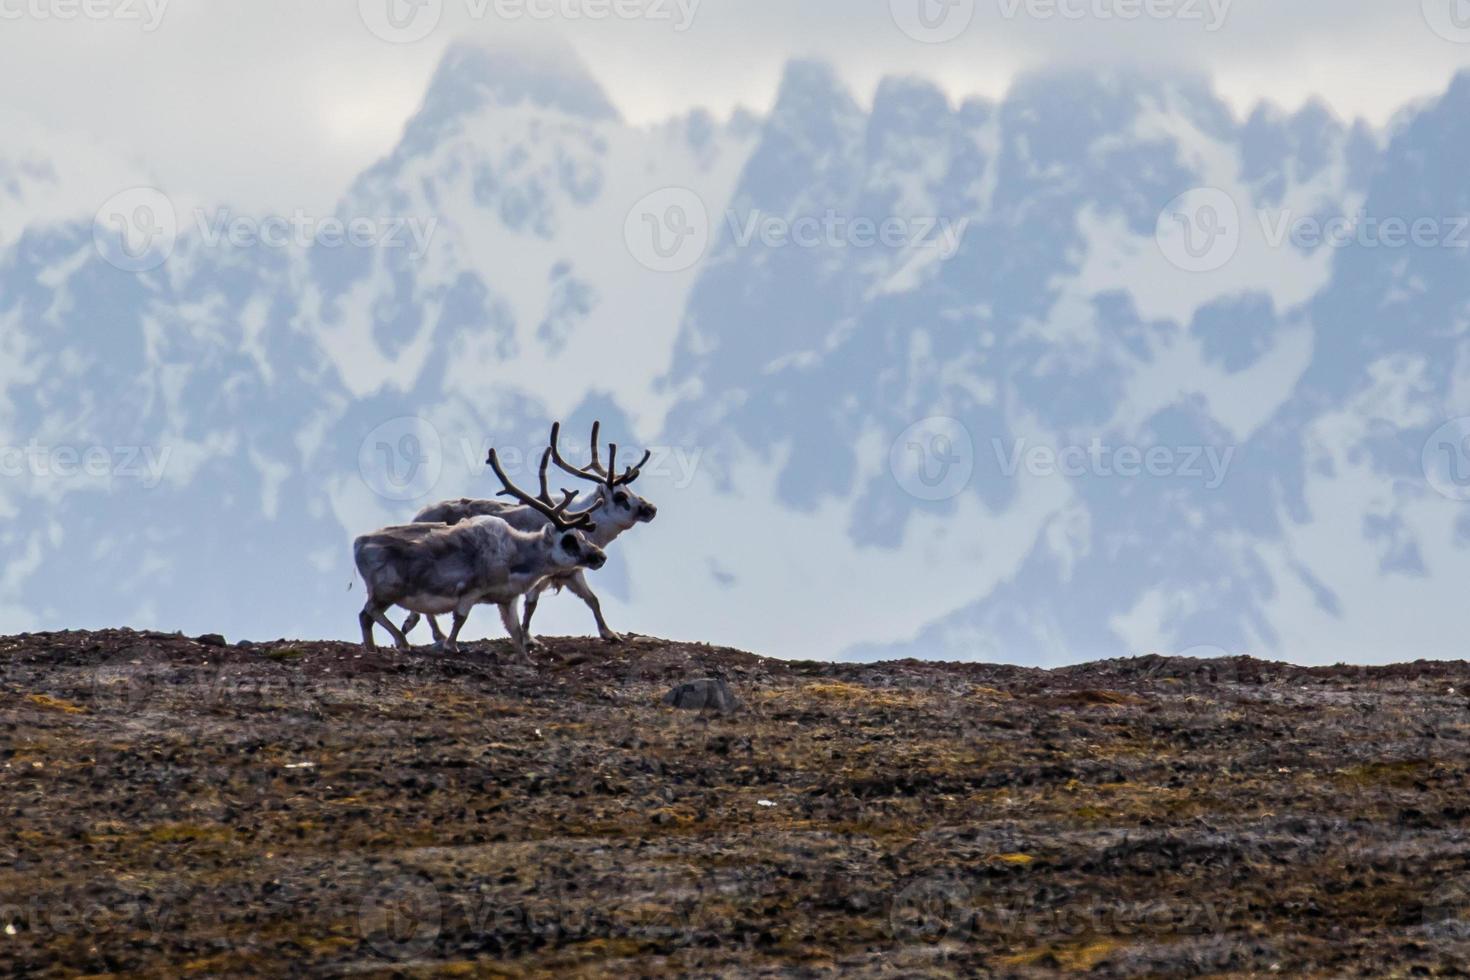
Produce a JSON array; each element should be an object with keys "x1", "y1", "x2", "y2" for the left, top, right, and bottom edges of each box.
[{"x1": 4, "y1": 629, "x2": 1470, "y2": 977}]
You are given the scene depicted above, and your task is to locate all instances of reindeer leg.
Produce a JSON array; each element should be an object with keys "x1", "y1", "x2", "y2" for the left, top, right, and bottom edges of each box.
[
  {"x1": 566, "y1": 570, "x2": 622, "y2": 643},
  {"x1": 433, "y1": 611, "x2": 459, "y2": 653},
  {"x1": 500, "y1": 600, "x2": 534, "y2": 665},
  {"x1": 401, "y1": 613, "x2": 446, "y2": 646},
  {"x1": 371, "y1": 606, "x2": 411, "y2": 650},
  {"x1": 520, "y1": 582, "x2": 546, "y2": 651},
  {"x1": 442, "y1": 609, "x2": 470, "y2": 656},
  {"x1": 359, "y1": 601, "x2": 380, "y2": 651}
]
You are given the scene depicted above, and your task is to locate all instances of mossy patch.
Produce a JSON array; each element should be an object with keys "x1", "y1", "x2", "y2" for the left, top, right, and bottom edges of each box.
[
  {"x1": 999, "y1": 938, "x2": 1125, "y2": 971},
  {"x1": 26, "y1": 693, "x2": 87, "y2": 714},
  {"x1": 1335, "y1": 760, "x2": 1434, "y2": 788},
  {"x1": 146, "y1": 823, "x2": 235, "y2": 843},
  {"x1": 788, "y1": 681, "x2": 927, "y2": 709}
]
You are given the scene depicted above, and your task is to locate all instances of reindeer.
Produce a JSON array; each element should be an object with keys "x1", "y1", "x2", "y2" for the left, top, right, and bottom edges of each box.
[
  {"x1": 355, "y1": 449, "x2": 605, "y2": 659},
  {"x1": 527, "y1": 420, "x2": 657, "y2": 645},
  {"x1": 402, "y1": 421, "x2": 658, "y2": 648}
]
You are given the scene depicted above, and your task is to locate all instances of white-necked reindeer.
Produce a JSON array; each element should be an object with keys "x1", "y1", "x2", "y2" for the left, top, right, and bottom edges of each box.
[
  {"x1": 403, "y1": 421, "x2": 657, "y2": 648},
  {"x1": 355, "y1": 449, "x2": 605, "y2": 660}
]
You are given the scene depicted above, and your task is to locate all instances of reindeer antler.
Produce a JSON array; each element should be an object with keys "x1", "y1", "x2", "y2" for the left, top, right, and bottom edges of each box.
[
  {"x1": 487, "y1": 449, "x2": 594, "y2": 531},
  {"x1": 534, "y1": 448, "x2": 578, "y2": 508},
  {"x1": 614, "y1": 446, "x2": 652, "y2": 487},
  {"x1": 588, "y1": 421, "x2": 606, "y2": 477},
  {"x1": 550, "y1": 421, "x2": 604, "y2": 484},
  {"x1": 550, "y1": 420, "x2": 652, "y2": 488}
]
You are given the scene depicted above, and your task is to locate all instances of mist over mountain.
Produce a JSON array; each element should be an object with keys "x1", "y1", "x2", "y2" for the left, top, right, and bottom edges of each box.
[{"x1": 1, "y1": 39, "x2": 1467, "y2": 664}]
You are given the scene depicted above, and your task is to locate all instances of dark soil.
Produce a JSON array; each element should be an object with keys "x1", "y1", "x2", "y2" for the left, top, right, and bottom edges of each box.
[{"x1": 5, "y1": 629, "x2": 1470, "y2": 977}]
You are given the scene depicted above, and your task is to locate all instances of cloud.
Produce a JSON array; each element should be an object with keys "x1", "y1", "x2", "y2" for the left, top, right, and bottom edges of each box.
[{"x1": 0, "y1": 1, "x2": 1466, "y2": 216}]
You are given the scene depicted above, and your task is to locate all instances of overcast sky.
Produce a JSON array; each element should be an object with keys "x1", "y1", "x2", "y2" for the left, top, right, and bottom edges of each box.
[{"x1": 3, "y1": 0, "x2": 1469, "y2": 215}]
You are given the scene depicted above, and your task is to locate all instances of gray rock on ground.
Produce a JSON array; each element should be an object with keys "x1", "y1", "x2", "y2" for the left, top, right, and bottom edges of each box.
[{"x1": 663, "y1": 678, "x2": 739, "y2": 713}]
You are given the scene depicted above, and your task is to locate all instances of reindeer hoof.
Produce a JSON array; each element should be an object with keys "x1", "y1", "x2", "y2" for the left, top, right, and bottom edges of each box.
[{"x1": 600, "y1": 631, "x2": 625, "y2": 644}]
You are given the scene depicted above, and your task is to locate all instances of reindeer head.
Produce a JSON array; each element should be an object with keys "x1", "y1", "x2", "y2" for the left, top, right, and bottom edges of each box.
[
  {"x1": 543, "y1": 523, "x2": 608, "y2": 571},
  {"x1": 549, "y1": 421, "x2": 658, "y2": 534},
  {"x1": 487, "y1": 445, "x2": 608, "y2": 572}
]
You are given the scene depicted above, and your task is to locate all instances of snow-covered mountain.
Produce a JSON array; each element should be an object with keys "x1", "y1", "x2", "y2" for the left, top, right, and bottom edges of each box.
[{"x1": 1, "y1": 40, "x2": 1467, "y2": 664}]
